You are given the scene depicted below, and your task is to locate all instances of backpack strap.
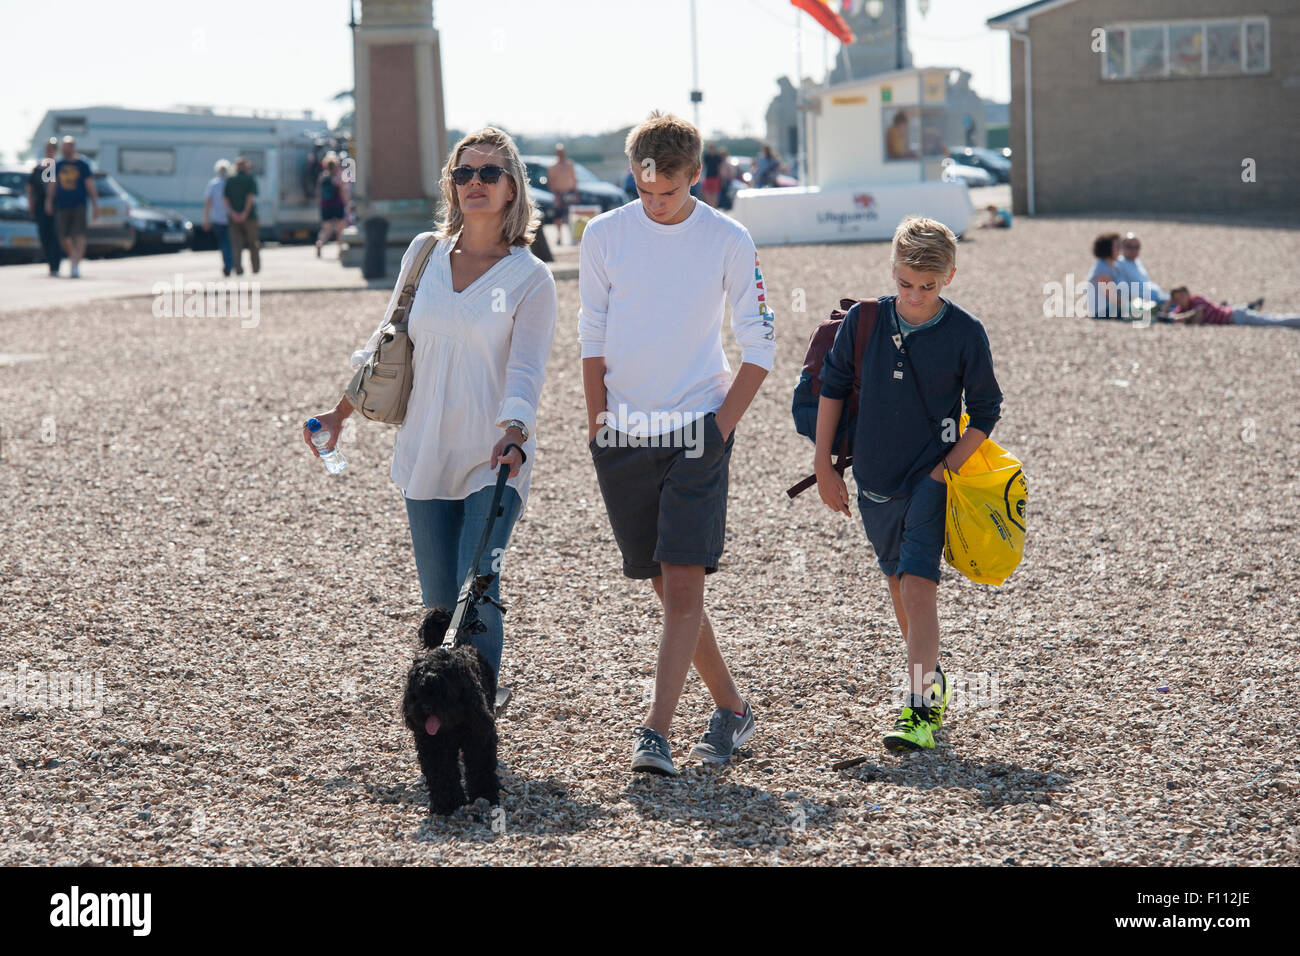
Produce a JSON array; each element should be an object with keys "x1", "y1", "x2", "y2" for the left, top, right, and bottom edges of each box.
[{"x1": 851, "y1": 298, "x2": 878, "y2": 385}]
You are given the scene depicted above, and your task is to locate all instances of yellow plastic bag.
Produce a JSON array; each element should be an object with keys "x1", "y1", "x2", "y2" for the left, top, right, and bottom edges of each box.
[{"x1": 942, "y1": 415, "x2": 1027, "y2": 586}]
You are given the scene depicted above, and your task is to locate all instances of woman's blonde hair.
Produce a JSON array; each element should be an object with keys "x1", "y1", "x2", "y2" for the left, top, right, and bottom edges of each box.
[
  {"x1": 891, "y1": 215, "x2": 957, "y2": 275},
  {"x1": 436, "y1": 127, "x2": 539, "y2": 248}
]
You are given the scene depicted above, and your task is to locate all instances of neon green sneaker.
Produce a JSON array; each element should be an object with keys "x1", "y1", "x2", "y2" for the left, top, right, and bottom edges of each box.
[
  {"x1": 926, "y1": 664, "x2": 953, "y2": 730},
  {"x1": 883, "y1": 705, "x2": 935, "y2": 752}
]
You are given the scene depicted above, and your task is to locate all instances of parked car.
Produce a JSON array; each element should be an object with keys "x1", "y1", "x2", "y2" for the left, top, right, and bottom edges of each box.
[
  {"x1": 521, "y1": 156, "x2": 627, "y2": 212},
  {"x1": 85, "y1": 172, "x2": 135, "y2": 257},
  {"x1": 0, "y1": 165, "x2": 37, "y2": 200},
  {"x1": 118, "y1": 187, "x2": 192, "y2": 254},
  {"x1": 528, "y1": 184, "x2": 556, "y2": 225},
  {"x1": 940, "y1": 159, "x2": 994, "y2": 188},
  {"x1": 948, "y1": 146, "x2": 1011, "y2": 184},
  {"x1": 0, "y1": 185, "x2": 41, "y2": 264}
]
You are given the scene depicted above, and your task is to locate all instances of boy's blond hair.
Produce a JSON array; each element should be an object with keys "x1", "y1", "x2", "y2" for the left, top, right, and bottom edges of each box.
[
  {"x1": 891, "y1": 216, "x2": 957, "y2": 276},
  {"x1": 624, "y1": 110, "x2": 701, "y2": 181}
]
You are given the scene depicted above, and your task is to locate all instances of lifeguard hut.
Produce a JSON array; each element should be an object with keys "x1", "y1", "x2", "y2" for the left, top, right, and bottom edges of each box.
[{"x1": 733, "y1": 67, "x2": 974, "y2": 245}]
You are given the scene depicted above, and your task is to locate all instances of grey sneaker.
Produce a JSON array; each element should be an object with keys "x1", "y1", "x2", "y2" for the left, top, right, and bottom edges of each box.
[
  {"x1": 688, "y1": 702, "x2": 755, "y2": 764},
  {"x1": 631, "y1": 726, "x2": 676, "y2": 776}
]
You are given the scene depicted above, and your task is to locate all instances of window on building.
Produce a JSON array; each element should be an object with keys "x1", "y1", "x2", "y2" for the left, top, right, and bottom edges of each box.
[
  {"x1": 1130, "y1": 26, "x2": 1166, "y2": 78},
  {"x1": 1245, "y1": 20, "x2": 1268, "y2": 72},
  {"x1": 1168, "y1": 24, "x2": 1202, "y2": 77},
  {"x1": 119, "y1": 148, "x2": 176, "y2": 175},
  {"x1": 1103, "y1": 29, "x2": 1126, "y2": 79},
  {"x1": 1100, "y1": 18, "x2": 1269, "y2": 80},
  {"x1": 1206, "y1": 22, "x2": 1241, "y2": 75}
]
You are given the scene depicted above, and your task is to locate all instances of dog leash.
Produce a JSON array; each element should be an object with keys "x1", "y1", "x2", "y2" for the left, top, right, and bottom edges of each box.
[{"x1": 444, "y1": 443, "x2": 527, "y2": 648}]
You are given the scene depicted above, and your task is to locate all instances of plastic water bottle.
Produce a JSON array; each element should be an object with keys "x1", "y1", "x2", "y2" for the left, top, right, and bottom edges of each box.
[{"x1": 306, "y1": 418, "x2": 347, "y2": 475}]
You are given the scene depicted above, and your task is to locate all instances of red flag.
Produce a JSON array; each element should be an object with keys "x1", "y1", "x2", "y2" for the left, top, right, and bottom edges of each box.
[{"x1": 792, "y1": 0, "x2": 855, "y2": 44}]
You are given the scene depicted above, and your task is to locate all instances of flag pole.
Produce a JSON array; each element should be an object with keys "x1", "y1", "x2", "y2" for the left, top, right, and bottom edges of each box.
[{"x1": 795, "y1": 5, "x2": 805, "y2": 186}]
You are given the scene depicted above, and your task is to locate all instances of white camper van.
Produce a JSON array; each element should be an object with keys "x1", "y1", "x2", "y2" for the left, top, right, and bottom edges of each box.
[{"x1": 30, "y1": 106, "x2": 351, "y2": 243}]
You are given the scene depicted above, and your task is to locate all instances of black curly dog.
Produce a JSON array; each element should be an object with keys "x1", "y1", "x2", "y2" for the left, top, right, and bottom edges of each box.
[{"x1": 401, "y1": 607, "x2": 499, "y2": 815}]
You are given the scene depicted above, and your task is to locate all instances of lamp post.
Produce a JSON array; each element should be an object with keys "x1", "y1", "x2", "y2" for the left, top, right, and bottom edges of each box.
[{"x1": 689, "y1": 0, "x2": 702, "y2": 127}]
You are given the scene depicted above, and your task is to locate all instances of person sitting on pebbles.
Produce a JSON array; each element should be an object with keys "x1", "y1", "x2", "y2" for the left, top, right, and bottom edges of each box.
[{"x1": 1167, "y1": 287, "x2": 1299, "y2": 330}]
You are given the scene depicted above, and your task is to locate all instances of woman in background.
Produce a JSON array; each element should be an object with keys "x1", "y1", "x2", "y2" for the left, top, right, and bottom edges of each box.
[{"x1": 315, "y1": 152, "x2": 350, "y2": 257}]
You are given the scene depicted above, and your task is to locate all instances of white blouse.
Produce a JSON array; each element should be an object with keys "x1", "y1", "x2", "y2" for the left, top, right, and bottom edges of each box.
[{"x1": 354, "y1": 232, "x2": 558, "y2": 510}]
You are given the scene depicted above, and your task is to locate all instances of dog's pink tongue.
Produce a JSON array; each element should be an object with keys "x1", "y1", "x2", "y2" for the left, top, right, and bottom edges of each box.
[{"x1": 424, "y1": 715, "x2": 441, "y2": 735}]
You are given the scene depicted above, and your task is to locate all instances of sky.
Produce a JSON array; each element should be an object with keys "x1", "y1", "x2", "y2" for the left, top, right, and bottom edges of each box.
[{"x1": 2, "y1": 0, "x2": 1015, "y2": 163}]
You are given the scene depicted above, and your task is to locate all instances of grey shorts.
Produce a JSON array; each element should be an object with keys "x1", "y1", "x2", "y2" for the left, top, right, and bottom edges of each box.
[
  {"x1": 55, "y1": 205, "x2": 87, "y2": 240},
  {"x1": 589, "y1": 413, "x2": 734, "y2": 578}
]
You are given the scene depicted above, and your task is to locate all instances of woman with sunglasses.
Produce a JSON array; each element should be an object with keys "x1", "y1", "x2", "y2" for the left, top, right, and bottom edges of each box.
[{"x1": 304, "y1": 128, "x2": 557, "y2": 682}]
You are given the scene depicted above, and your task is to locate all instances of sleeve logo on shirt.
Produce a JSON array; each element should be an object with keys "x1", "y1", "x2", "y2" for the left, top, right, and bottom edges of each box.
[{"x1": 755, "y1": 251, "x2": 775, "y2": 340}]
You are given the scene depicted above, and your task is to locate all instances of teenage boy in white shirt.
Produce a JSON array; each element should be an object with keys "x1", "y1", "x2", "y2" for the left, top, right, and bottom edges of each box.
[{"x1": 578, "y1": 111, "x2": 776, "y2": 775}]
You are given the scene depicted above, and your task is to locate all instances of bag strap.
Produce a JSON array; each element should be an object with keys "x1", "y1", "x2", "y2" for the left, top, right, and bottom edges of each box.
[
  {"x1": 390, "y1": 234, "x2": 440, "y2": 326},
  {"x1": 892, "y1": 306, "x2": 955, "y2": 476}
]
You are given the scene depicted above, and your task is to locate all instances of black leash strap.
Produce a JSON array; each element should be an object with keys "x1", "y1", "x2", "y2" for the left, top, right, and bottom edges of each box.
[{"x1": 444, "y1": 443, "x2": 527, "y2": 647}]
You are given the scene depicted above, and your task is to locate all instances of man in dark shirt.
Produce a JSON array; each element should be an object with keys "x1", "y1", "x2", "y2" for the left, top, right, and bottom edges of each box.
[
  {"x1": 45, "y1": 136, "x2": 98, "y2": 278},
  {"x1": 223, "y1": 156, "x2": 260, "y2": 275},
  {"x1": 26, "y1": 138, "x2": 62, "y2": 276}
]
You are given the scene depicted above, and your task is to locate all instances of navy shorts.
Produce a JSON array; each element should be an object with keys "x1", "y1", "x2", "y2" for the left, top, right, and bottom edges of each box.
[{"x1": 857, "y1": 475, "x2": 947, "y2": 583}]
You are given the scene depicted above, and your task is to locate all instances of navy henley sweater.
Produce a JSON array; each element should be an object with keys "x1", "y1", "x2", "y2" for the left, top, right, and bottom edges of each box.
[{"x1": 820, "y1": 295, "x2": 1003, "y2": 499}]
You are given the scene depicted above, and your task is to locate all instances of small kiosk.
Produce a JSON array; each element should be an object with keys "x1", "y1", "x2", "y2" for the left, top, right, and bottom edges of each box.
[{"x1": 733, "y1": 67, "x2": 974, "y2": 245}]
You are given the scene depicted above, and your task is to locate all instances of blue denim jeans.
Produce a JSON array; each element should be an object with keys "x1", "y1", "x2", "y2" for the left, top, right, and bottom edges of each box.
[
  {"x1": 211, "y1": 223, "x2": 233, "y2": 274},
  {"x1": 404, "y1": 485, "x2": 522, "y2": 677}
]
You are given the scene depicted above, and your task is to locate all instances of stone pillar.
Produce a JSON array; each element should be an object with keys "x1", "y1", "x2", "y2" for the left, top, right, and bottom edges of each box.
[{"x1": 342, "y1": 0, "x2": 448, "y2": 270}]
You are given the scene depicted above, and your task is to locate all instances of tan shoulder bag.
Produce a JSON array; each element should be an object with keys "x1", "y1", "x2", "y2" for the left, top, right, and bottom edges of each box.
[{"x1": 345, "y1": 234, "x2": 440, "y2": 424}]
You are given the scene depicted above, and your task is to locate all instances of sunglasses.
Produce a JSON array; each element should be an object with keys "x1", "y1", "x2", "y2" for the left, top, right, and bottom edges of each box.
[{"x1": 451, "y1": 164, "x2": 507, "y2": 186}]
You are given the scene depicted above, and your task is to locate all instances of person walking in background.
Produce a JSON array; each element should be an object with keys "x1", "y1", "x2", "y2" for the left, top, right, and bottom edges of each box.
[
  {"x1": 223, "y1": 156, "x2": 260, "y2": 275},
  {"x1": 547, "y1": 144, "x2": 580, "y2": 246},
  {"x1": 303, "y1": 127, "x2": 557, "y2": 682},
  {"x1": 717, "y1": 146, "x2": 735, "y2": 210},
  {"x1": 755, "y1": 144, "x2": 780, "y2": 188},
  {"x1": 45, "y1": 136, "x2": 98, "y2": 279},
  {"x1": 202, "y1": 159, "x2": 234, "y2": 277},
  {"x1": 701, "y1": 142, "x2": 722, "y2": 207},
  {"x1": 315, "y1": 152, "x2": 349, "y2": 258},
  {"x1": 27, "y1": 138, "x2": 62, "y2": 277}
]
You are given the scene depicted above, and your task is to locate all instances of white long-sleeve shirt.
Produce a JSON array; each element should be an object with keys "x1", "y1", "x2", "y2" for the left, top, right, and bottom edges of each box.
[
  {"x1": 354, "y1": 232, "x2": 557, "y2": 510},
  {"x1": 577, "y1": 199, "x2": 776, "y2": 437}
]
